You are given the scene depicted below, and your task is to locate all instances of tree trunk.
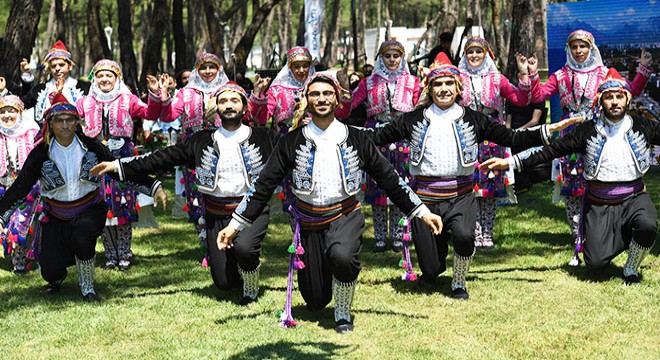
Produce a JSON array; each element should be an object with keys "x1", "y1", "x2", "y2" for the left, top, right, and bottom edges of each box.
[
  {"x1": 409, "y1": 12, "x2": 443, "y2": 62},
  {"x1": 321, "y1": 0, "x2": 341, "y2": 67},
  {"x1": 140, "y1": 0, "x2": 168, "y2": 86},
  {"x1": 491, "y1": 0, "x2": 508, "y2": 69},
  {"x1": 358, "y1": 0, "x2": 366, "y2": 65},
  {"x1": 374, "y1": 0, "x2": 381, "y2": 50},
  {"x1": 0, "y1": 0, "x2": 44, "y2": 90},
  {"x1": 277, "y1": 0, "x2": 292, "y2": 65},
  {"x1": 261, "y1": 11, "x2": 275, "y2": 69},
  {"x1": 118, "y1": 0, "x2": 139, "y2": 91},
  {"x1": 351, "y1": 0, "x2": 358, "y2": 70},
  {"x1": 295, "y1": 2, "x2": 305, "y2": 47},
  {"x1": 230, "y1": 0, "x2": 284, "y2": 75},
  {"x1": 505, "y1": 0, "x2": 535, "y2": 81},
  {"x1": 384, "y1": 0, "x2": 392, "y2": 41},
  {"x1": 87, "y1": 0, "x2": 112, "y2": 63},
  {"x1": 172, "y1": 0, "x2": 187, "y2": 72},
  {"x1": 202, "y1": 0, "x2": 225, "y2": 60}
]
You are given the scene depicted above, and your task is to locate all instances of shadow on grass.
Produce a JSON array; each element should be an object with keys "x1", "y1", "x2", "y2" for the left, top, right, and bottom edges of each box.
[{"x1": 232, "y1": 340, "x2": 350, "y2": 360}]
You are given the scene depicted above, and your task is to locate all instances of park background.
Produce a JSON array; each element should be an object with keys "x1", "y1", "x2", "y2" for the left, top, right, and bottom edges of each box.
[{"x1": 0, "y1": 0, "x2": 659, "y2": 358}]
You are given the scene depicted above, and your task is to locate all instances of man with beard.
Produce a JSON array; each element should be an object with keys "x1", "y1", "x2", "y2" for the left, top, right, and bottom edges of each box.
[
  {"x1": 15, "y1": 41, "x2": 90, "y2": 124},
  {"x1": 91, "y1": 82, "x2": 277, "y2": 305},
  {"x1": 481, "y1": 68, "x2": 658, "y2": 284},
  {"x1": 366, "y1": 53, "x2": 576, "y2": 300},
  {"x1": 215, "y1": 73, "x2": 443, "y2": 333}
]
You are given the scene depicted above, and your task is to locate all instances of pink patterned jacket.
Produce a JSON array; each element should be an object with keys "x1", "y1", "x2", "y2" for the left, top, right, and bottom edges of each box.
[
  {"x1": 531, "y1": 64, "x2": 652, "y2": 113},
  {"x1": 161, "y1": 87, "x2": 207, "y2": 131},
  {"x1": 249, "y1": 85, "x2": 352, "y2": 126},
  {"x1": 459, "y1": 73, "x2": 530, "y2": 123},
  {"x1": 351, "y1": 74, "x2": 420, "y2": 118},
  {"x1": 0, "y1": 128, "x2": 39, "y2": 178},
  {"x1": 78, "y1": 91, "x2": 162, "y2": 139}
]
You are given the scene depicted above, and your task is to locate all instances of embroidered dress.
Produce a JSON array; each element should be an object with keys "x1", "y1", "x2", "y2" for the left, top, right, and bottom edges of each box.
[
  {"x1": 78, "y1": 61, "x2": 162, "y2": 268},
  {"x1": 350, "y1": 41, "x2": 421, "y2": 249},
  {"x1": 0, "y1": 104, "x2": 40, "y2": 271}
]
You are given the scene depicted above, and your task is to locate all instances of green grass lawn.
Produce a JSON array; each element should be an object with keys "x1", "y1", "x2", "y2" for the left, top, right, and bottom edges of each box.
[{"x1": 1, "y1": 173, "x2": 659, "y2": 359}]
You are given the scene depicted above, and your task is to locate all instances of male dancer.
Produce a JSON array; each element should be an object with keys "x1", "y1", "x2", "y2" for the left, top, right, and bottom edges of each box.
[
  {"x1": 0, "y1": 93, "x2": 163, "y2": 300},
  {"x1": 92, "y1": 82, "x2": 277, "y2": 305},
  {"x1": 217, "y1": 73, "x2": 443, "y2": 333},
  {"x1": 17, "y1": 41, "x2": 90, "y2": 124},
  {"x1": 481, "y1": 68, "x2": 657, "y2": 284},
  {"x1": 367, "y1": 53, "x2": 577, "y2": 299}
]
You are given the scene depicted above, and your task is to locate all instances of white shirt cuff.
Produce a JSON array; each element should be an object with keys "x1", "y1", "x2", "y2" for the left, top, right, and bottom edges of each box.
[{"x1": 228, "y1": 219, "x2": 246, "y2": 232}]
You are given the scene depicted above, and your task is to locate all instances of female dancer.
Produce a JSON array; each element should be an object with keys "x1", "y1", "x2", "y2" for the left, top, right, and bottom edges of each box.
[
  {"x1": 351, "y1": 40, "x2": 421, "y2": 252},
  {"x1": 75, "y1": 59, "x2": 163, "y2": 270},
  {"x1": 457, "y1": 37, "x2": 531, "y2": 249}
]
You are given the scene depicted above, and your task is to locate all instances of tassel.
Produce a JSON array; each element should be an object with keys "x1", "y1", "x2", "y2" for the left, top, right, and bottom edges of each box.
[
  {"x1": 105, "y1": 186, "x2": 112, "y2": 195},
  {"x1": 179, "y1": 178, "x2": 186, "y2": 184},
  {"x1": 473, "y1": 184, "x2": 480, "y2": 192},
  {"x1": 182, "y1": 204, "x2": 189, "y2": 212},
  {"x1": 504, "y1": 177, "x2": 510, "y2": 186},
  {"x1": 388, "y1": 143, "x2": 396, "y2": 151},
  {"x1": 135, "y1": 203, "x2": 141, "y2": 211},
  {"x1": 403, "y1": 146, "x2": 409, "y2": 154},
  {"x1": 120, "y1": 196, "x2": 127, "y2": 205},
  {"x1": 488, "y1": 171, "x2": 496, "y2": 179},
  {"x1": 296, "y1": 246, "x2": 305, "y2": 255},
  {"x1": 133, "y1": 149, "x2": 139, "y2": 156},
  {"x1": 192, "y1": 198, "x2": 199, "y2": 207},
  {"x1": 361, "y1": 184, "x2": 367, "y2": 191},
  {"x1": 287, "y1": 244, "x2": 296, "y2": 253},
  {"x1": 201, "y1": 256, "x2": 208, "y2": 268},
  {"x1": 28, "y1": 227, "x2": 34, "y2": 235},
  {"x1": 278, "y1": 191, "x2": 286, "y2": 200},
  {"x1": 26, "y1": 194, "x2": 34, "y2": 202},
  {"x1": 557, "y1": 174, "x2": 563, "y2": 182},
  {"x1": 570, "y1": 168, "x2": 578, "y2": 176},
  {"x1": 106, "y1": 210, "x2": 114, "y2": 219}
]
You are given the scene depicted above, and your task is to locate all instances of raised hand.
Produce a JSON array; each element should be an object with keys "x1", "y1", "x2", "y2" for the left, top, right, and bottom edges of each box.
[
  {"x1": 146, "y1": 74, "x2": 159, "y2": 93},
  {"x1": 640, "y1": 48, "x2": 653, "y2": 67},
  {"x1": 20, "y1": 58, "x2": 31, "y2": 74},
  {"x1": 55, "y1": 78, "x2": 65, "y2": 93},
  {"x1": 421, "y1": 213, "x2": 443, "y2": 235},
  {"x1": 253, "y1": 74, "x2": 271, "y2": 97},
  {"x1": 158, "y1": 73, "x2": 175, "y2": 101},
  {"x1": 90, "y1": 161, "x2": 117, "y2": 176},
  {"x1": 515, "y1": 52, "x2": 528, "y2": 75},
  {"x1": 217, "y1": 225, "x2": 239, "y2": 250},
  {"x1": 527, "y1": 54, "x2": 538, "y2": 74}
]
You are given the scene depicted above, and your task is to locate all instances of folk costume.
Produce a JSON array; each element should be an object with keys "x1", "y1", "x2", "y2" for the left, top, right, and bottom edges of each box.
[
  {"x1": 529, "y1": 30, "x2": 652, "y2": 265},
  {"x1": 19, "y1": 41, "x2": 90, "y2": 124},
  {"x1": 112, "y1": 83, "x2": 277, "y2": 304},
  {"x1": 0, "y1": 94, "x2": 161, "y2": 300},
  {"x1": 350, "y1": 40, "x2": 422, "y2": 252},
  {"x1": 457, "y1": 37, "x2": 531, "y2": 249},
  {"x1": 0, "y1": 96, "x2": 40, "y2": 273},
  {"x1": 368, "y1": 54, "x2": 553, "y2": 299},
  {"x1": 230, "y1": 73, "x2": 431, "y2": 331},
  {"x1": 510, "y1": 68, "x2": 656, "y2": 283},
  {"x1": 247, "y1": 47, "x2": 351, "y2": 213},
  {"x1": 77, "y1": 59, "x2": 162, "y2": 270},
  {"x1": 161, "y1": 54, "x2": 229, "y2": 253}
]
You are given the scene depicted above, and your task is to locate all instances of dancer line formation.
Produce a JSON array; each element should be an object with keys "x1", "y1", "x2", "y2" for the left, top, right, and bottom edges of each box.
[{"x1": 0, "y1": 29, "x2": 655, "y2": 334}]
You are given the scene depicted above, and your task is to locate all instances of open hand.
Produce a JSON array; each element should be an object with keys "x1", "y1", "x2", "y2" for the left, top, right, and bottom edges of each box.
[
  {"x1": 20, "y1": 58, "x2": 31, "y2": 74},
  {"x1": 640, "y1": 48, "x2": 653, "y2": 67},
  {"x1": 479, "y1": 157, "x2": 509, "y2": 171},
  {"x1": 548, "y1": 116, "x2": 584, "y2": 133},
  {"x1": 146, "y1": 75, "x2": 159, "y2": 93},
  {"x1": 90, "y1": 161, "x2": 117, "y2": 176}
]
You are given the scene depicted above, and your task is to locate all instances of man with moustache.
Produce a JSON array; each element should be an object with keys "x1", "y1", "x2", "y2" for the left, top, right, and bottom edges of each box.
[
  {"x1": 91, "y1": 82, "x2": 277, "y2": 305},
  {"x1": 366, "y1": 53, "x2": 576, "y2": 300},
  {"x1": 215, "y1": 73, "x2": 443, "y2": 333},
  {"x1": 0, "y1": 93, "x2": 163, "y2": 301},
  {"x1": 481, "y1": 68, "x2": 658, "y2": 284}
]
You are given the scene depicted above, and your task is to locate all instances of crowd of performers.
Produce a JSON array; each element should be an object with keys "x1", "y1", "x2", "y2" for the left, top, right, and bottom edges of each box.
[{"x1": 0, "y1": 29, "x2": 657, "y2": 333}]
